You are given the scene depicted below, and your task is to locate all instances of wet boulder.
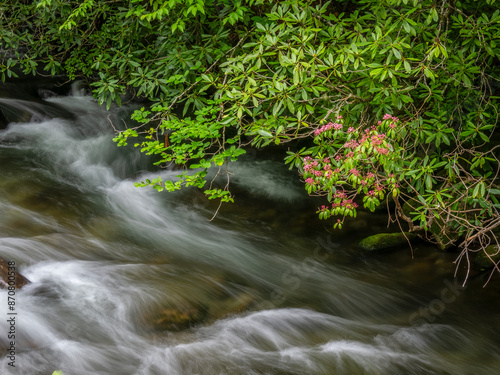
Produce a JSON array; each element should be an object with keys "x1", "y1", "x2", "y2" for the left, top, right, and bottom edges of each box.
[
  {"x1": 0, "y1": 98, "x2": 75, "y2": 128},
  {"x1": 0, "y1": 79, "x2": 75, "y2": 129},
  {"x1": 359, "y1": 232, "x2": 418, "y2": 253},
  {"x1": 145, "y1": 303, "x2": 208, "y2": 332},
  {"x1": 0, "y1": 258, "x2": 30, "y2": 289},
  {"x1": 207, "y1": 292, "x2": 257, "y2": 321},
  {"x1": 473, "y1": 245, "x2": 500, "y2": 270}
]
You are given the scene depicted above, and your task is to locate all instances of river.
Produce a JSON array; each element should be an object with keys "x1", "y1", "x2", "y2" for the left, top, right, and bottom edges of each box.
[{"x1": 1, "y1": 81, "x2": 500, "y2": 375}]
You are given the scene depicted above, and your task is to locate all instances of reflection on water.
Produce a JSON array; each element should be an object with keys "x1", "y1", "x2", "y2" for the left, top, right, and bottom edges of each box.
[{"x1": 0, "y1": 82, "x2": 499, "y2": 374}]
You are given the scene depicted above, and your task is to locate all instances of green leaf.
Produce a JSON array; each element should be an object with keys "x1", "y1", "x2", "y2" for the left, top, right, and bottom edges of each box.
[{"x1": 257, "y1": 129, "x2": 272, "y2": 137}]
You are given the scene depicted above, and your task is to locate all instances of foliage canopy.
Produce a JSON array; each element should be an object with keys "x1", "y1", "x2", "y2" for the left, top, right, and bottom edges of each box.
[{"x1": 2, "y1": 0, "x2": 500, "y2": 276}]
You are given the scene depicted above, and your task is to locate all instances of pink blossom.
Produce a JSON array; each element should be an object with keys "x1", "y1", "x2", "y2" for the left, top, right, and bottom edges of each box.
[
  {"x1": 315, "y1": 122, "x2": 339, "y2": 136},
  {"x1": 347, "y1": 127, "x2": 355, "y2": 133},
  {"x1": 383, "y1": 113, "x2": 392, "y2": 120},
  {"x1": 344, "y1": 140, "x2": 358, "y2": 148},
  {"x1": 376, "y1": 147, "x2": 389, "y2": 155},
  {"x1": 335, "y1": 191, "x2": 347, "y2": 199},
  {"x1": 314, "y1": 170, "x2": 323, "y2": 177},
  {"x1": 350, "y1": 168, "x2": 361, "y2": 177},
  {"x1": 342, "y1": 199, "x2": 358, "y2": 208},
  {"x1": 377, "y1": 120, "x2": 382, "y2": 126},
  {"x1": 305, "y1": 178, "x2": 315, "y2": 185},
  {"x1": 371, "y1": 134, "x2": 386, "y2": 146},
  {"x1": 366, "y1": 172, "x2": 375, "y2": 179}
]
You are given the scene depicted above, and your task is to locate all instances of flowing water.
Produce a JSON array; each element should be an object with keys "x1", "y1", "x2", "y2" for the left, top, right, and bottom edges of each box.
[{"x1": 1, "y1": 82, "x2": 500, "y2": 375}]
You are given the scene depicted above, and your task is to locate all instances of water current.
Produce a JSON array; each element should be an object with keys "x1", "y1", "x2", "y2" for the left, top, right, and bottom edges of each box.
[{"x1": 1, "y1": 82, "x2": 500, "y2": 375}]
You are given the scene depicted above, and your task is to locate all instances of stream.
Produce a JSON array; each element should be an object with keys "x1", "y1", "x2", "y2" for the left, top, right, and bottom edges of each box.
[{"x1": 1, "y1": 81, "x2": 500, "y2": 375}]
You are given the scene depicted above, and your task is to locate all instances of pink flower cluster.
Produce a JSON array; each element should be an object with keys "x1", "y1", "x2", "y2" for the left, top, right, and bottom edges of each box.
[
  {"x1": 304, "y1": 156, "x2": 336, "y2": 184},
  {"x1": 344, "y1": 139, "x2": 358, "y2": 148},
  {"x1": 345, "y1": 130, "x2": 390, "y2": 155},
  {"x1": 350, "y1": 168, "x2": 361, "y2": 177},
  {"x1": 334, "y1": 190, "x2": 347, "y2": 199},
  {"x1": 303, "y1": 157, "x2": 319, "y2": 172},
  {"x1": 381, "y1": 114, "x2": 400, "y2": 130},
  {"x1": 332, "y1": 198, "x2": 358, "y2": 209},
  {"x1": 342, "y1": 199, "x2": 358, "y2": 209},
  {"x1": 314, "y1": 122, "x2": 343, "y2": 136},
  {"x1": 370, "y1": 133, "x2": 386, "y2": 146},
  {"x1": 305, "y1": 177, "x2": 315, "y2": 185}
]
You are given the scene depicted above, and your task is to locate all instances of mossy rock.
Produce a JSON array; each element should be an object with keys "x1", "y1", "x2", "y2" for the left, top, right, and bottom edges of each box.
[
  {"x1": 473, "y1": 245, "x2": 500, "y2": 270},
  {"x1": 358, "y1": 232, "x2": 418, "y2": 253}
]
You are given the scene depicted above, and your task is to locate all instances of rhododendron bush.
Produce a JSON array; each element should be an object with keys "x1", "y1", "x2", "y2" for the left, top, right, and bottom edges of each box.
[{"x1": 301, "y1": 115, "x2": 403, "y2": 229}]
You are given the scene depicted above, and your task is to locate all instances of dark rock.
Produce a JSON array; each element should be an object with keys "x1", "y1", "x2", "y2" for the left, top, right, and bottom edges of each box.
[
  {"x1": 402, "y1": 197, "x2": 460, "y2": 251},
  {"x1": 428, "y1": 217, "x2": 461, "y2": 251},
  {"x1": 359, "y1": 232, "x2": 418, "y2": 253},
  {"x1": 0, "y1": 97, "x2": 75, "y2": 128},
  {"x1": 402, "y1": 197, "x2": 420, "y2": 219},
  {"x1": 0, "y1": 258, "x2": 30, "y2": 289},
  {"x1": 146, "y1": 303, "x2": 208, "y2": 332},
  {"x1": 0, "y1": 79, "x2": 75, "y2": 129},
  {"x1": 473, "y1": 245, "x2": 500, "y2": 270}
]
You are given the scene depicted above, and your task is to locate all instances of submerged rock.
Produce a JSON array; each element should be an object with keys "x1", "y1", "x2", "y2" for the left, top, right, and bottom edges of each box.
[
  {"x1": 0, "y1": 258, "x2": 30, "y2": 289},
  {"x1": 473, "y1": 245, "x2": 500, "y2": 270},
  {"x1": 146, "y1": 303, "x2": 208, "y2": 332},
  {"x1": 359, "y1": 232, "x2": 418, "y2": 253},
  {"x1": 207, "y1": 292, "x2": 257, "y2": 321}
]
